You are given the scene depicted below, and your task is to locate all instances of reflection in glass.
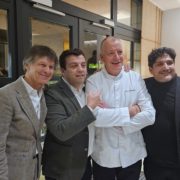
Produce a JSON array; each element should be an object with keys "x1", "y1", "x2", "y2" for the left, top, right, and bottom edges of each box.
[
  {"x1": 0, "y1": 9, "x2": 9, "y2": 77},
  {"x1": 31, "y1": 17, "x2": 70, "y2": 77},
  {"x1": 82, "y1": 31, "x2": 105, "y2": 76},
  {"x1": 117, "y1": 0, "x2": 142, "y2": 30},
  {"x1": 62, "y1": 0, "x2": 111, "y2": 19},
  {"x1": 133, "y1": 42, "x2": 141, "y2": 73},
  {"x1": 117, "y1": 0, "x2": 131, "y2": 26},
  {"x1": 121, "y1": 39, "x2": 131, "y2": 65}
]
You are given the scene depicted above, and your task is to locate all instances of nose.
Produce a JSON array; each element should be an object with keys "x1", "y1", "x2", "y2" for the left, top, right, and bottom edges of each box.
[
  {"x1": 114, "y1": 51, "x2": 119, "y2": 58},
  {"x1": 163, "y1": 62, "x2": 169, "y2": 69},
  {"x1": 44, "y1": 66, "x2": 50, "y2": 72},
  {"x1": 77, "y1": 64, "x2": 84, "y2": 71},
  {"x1": 44, "y1": 66, "x2": 53, "y2": 74}
]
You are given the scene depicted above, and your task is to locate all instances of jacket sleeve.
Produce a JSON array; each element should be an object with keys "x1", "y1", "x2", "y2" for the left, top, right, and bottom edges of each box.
[
  {"x1": 45, "y1": 89, "x2": 96, "y2": 141},
  {"x1": 0, "y1": 89, "x2": 12, "y2": 180},
  {"x1": 86, "y1": 74, "x2": 155, "y2": 135},
  {"x1": 121, "y1": 75, "x2": 155, "y2": 134}
]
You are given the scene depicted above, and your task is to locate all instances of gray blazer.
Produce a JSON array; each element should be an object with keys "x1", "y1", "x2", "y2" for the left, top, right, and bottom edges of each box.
[
  {"x1": 42, "y1": 78, "x2": 96, "y2": 180},
  {"x1": 0, "y1": 77, "x2": 47, "y2": 180}
]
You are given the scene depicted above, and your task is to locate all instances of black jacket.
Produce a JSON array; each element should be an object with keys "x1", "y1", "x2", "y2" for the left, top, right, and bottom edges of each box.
[
  {"x1": 42, "y1": 78, "x2": 95, "y2": 180},
  {"x1": 142, "y1": 76, "x2": 180, "y2": 166}
]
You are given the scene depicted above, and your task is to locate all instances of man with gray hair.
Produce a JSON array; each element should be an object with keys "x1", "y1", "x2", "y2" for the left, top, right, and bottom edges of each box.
[
  {"x1": 86, "y1": 36, "x2": 155, "y2": 180},
  {"x1": 0, "y1": 45, "x2": 58, "y2": 180}
]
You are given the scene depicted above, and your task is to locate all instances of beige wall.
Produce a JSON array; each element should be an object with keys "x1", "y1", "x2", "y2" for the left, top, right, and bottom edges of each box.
[
  {"x1": 161, "y1": 8, "x2": 180, "y2": 75},
  {"x1": 141, "y1": 0, "x2": 162, "y2": 78}
]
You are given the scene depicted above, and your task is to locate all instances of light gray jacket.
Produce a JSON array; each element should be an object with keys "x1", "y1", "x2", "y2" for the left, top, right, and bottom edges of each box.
[{"x1": 0, "y1": 77, "x2": 47, "y2": 180}]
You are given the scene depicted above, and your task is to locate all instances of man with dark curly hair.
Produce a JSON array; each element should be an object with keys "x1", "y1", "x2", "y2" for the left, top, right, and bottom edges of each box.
[
  {"x1": 142, "y1": 47, "x2": 180, "y2": 180},
  {"x1": 42, "y1": 48, "x2": 101, "y2": 180}
]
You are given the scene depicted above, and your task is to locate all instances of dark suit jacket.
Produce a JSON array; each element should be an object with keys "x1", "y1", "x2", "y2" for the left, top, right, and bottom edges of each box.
[
  {"x1": 0, "y1": 77, "x2": 47, "y2": 180},
  {"x1": 142, "y1": 76, "x2": 180, "y2": 165},
  {"x1": 42, "y1": 78, "x2": 96, "y2": 180}
]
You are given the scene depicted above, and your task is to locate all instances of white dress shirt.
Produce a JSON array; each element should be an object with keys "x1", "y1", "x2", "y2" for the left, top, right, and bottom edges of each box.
[
  {"x1": 86, "y1": 68, "x2": 155, "y2": 168},
  {"x1": 21, "y1": 77, "x2": 43, "y2": 119},
  {"x1": 62, "y1": 77, "x2": 86, "y2": 107}
]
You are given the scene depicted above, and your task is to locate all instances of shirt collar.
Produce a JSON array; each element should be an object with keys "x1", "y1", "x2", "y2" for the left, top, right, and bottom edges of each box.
[
  {"x1": 102, "y1": 66, "x2": 123, "y2": 80},
  {"x1": 21, "y1": 76, "x2": 43, "y2": 97},
  {"x1": 62, "y1": 77, "x2": 85, "y2": 94}
]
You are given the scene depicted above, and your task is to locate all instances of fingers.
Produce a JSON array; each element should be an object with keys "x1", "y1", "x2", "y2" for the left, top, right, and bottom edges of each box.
[
  {"x1": 86, "y1": 91, "x2": 101, "y2": 109},
  {"x1": 129, "y1": 104, "x2": 141, "y2": 117}
]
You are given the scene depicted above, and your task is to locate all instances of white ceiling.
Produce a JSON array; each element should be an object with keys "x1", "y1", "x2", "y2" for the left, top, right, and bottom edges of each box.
[{"x1": 149, "y1": 0, "x2": 180, "y2": 10}]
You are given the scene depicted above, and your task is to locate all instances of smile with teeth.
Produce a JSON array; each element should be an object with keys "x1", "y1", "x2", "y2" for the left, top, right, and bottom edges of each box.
[
  {"x1": 161, "y1": 70, "x2": 171, "y2": 75},
  {"x1": 40, "y1": 74, "x2": 50, "y2": 78},
  {"x1": 112, "y1": 62, "x2": 120, "y2": 64}
]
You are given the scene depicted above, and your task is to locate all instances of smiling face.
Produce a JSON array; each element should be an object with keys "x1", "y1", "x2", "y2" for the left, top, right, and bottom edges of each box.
[
  {"x1": 149, "y1": 54, "x2": 176, "y2": 82},
  {"x1": 61, "y1": 54, "x2": 87, "y2": 90},
  {"x1": 24, "y1": 56, "x2": 55, "y2": 90},
  {"x1": 100, "y1": 37, "x2": 124, "y2": 76}
]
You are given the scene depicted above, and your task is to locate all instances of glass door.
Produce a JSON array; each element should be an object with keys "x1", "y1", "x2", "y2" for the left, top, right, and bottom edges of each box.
[
  {"x1": 16, "y1": 0, "x2": 78, "y2": 76},
  {"x1": 79, "y1": 19, "x2": 112, "y2": 76},
  {"x1": 0, "y1": 9, "x2": 9, "y2": 78},
  {"x1": 31, "y1": 17, "x2": 70, "y2": 79},
  {"x1": 0, "y1": 0, "x2": 16, "y2": 87}
]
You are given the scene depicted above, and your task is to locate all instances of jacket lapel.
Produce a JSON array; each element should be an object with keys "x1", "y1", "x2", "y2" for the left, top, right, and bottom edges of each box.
[
  {"x1": 175, "y1": 77, "x2": 180, "y2": 161},
  {"x1": 40, "y1": 93, "x2": 47, "y2": 127},
  {"x1": 58, "y1": 78, "x2": 81, "y2": 110},
  {"x1": 15, "y1": 77, "x2": 40, "y2": 137}
]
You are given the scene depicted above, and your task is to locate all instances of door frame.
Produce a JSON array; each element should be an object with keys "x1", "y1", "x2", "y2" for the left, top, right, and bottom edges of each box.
[
  {"x1": 79, "y1": 19, "x2": 112, "y2": 52},
  {"x1": 0, "y1": 0, "x2": 16, "y2": 87},
  {"x1": 15, "y1": 0, "x2": 78, "y2": 76}
]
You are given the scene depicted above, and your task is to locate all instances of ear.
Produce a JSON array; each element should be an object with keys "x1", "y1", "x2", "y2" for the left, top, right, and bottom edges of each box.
[
  {"x1": 24, "y1": 63, "x2": 30, "y2": 72},
  {"x1": 100, "y1": 54, "x2": 104, "y2": 62},
  {"x1": 60, "y1": 68, "x2": 65, "y2": 74},
  {"x1": 149, "y1": 67, "x2": 153, "y2": 74}
]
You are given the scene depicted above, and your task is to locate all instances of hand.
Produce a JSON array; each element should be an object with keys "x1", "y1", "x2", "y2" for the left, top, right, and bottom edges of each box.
[
  {"x1": 123, "y1": 64, "x2": 131, "y2": 72},
  {"x1": 86, "y1": 91, "x2": 101, "y2": 109},
  {"x1": 129, "y1": 104, "x2": 141, "y2": 117}
]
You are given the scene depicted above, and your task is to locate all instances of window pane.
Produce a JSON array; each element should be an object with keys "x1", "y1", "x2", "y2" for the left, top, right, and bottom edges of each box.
[
  {"x1": 117, "y1": 0, "x2": 131, "y2": 26},
  {"x1": 131, "y1": 0, "x2": 142, "y2": 29},
  {"x1": 62, "y1": 0, "x2": 111, "y2": 19},
  {"x1": 134, "y1": 42, "x2": 141, "y2": 73},
  {"x1": 31, "y1": 17, "x2": 70, "y2": 78},
  {"x1": 0, "y1": 9, "x2": 9, "y2": 78},
  {"x1": 121, "y1": 39, "x2": 131, "y2": 65},
  {"x1": 117, "y1": 0, "x2": 142, "y2": 30},
  {"x1": 82, "y1": 31, "x2": 106, "y2": 76}
]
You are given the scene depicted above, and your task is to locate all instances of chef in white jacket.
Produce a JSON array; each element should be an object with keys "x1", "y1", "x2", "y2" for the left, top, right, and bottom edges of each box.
[{"x1": 86, "y1": 36, "x2": 155, "y2": 180}]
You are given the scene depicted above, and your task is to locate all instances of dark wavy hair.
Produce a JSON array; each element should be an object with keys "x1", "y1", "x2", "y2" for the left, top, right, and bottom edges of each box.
[
  {"x1": 148, "y1": 47, "x2": 176, "y2": 67},
  {"x1": 59, "y1": 48, "x2": 85, "y2": 69}
]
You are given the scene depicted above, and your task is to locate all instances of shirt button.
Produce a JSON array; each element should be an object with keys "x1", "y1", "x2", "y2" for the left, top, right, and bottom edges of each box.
[{"x1": 84, "y1": 148, "x2": 88, "y2": 151}]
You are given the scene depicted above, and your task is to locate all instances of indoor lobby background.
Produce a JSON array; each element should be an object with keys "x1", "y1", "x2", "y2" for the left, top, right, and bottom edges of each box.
[
  {"x1": 1, "y1": 0, "x2": 180, "y2": 180},
  {"x1": 1, "y1": 0, "x2": 180, "y2": 88}
]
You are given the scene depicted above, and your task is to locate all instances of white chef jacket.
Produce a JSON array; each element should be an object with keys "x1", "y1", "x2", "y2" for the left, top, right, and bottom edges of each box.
[{"x1": 86, "y1": 68, "x2": 155, "y2": 168}]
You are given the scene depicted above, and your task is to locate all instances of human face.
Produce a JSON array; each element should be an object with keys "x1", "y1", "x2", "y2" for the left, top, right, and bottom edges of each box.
[
  {"x1": 101, "y1": 38, "x2": 124, "y2": 76},
  {"x1": 24, "y1": 57, "x2": 55, "y2": 90},
  {"x1": 61, "y1": 55, "x2": 87, "y2": 90},
  {"x1": 149, "y1": 54, "x2": 176, "y2": 82}
]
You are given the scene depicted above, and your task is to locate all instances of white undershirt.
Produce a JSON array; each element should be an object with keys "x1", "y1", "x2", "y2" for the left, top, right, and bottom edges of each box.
[
  {"x1": 21, "y1": 77, "x2": 43, "y2": 119},
  {"x1": 62, "y1": 77, "x2": 85, "y2": 107}
]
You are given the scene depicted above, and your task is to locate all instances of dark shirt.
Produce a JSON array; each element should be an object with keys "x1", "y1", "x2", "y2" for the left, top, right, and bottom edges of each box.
[{"x1": 143, "y1": 76, "x2": 179, "y2": 167}]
